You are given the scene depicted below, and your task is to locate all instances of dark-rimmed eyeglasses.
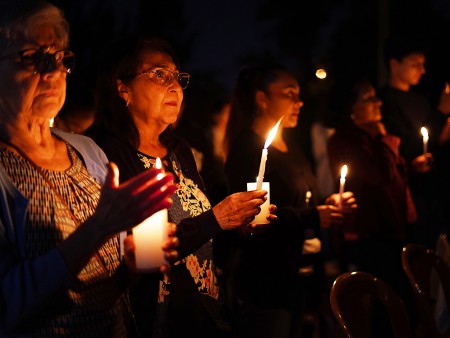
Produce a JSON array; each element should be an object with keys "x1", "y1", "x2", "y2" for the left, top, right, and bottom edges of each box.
[
  {"x1": 0, "y1": 48, "x2": 75, "y2": 74},
  {"x1": 133, "y1": 68, "x2": 190, "y2": 89}
]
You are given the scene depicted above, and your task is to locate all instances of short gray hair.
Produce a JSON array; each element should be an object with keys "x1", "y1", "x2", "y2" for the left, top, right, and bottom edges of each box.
[{"x1": 0, "y1": 0, "x2": 69, "y2": 51}]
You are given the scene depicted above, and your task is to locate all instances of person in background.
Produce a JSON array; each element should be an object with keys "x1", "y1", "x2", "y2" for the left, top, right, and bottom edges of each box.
[
  {"x1": 224, "y1": 63, "x2": 356, "y2": 338},
  {"x1": 379, "y1": 33, "x2": 450, "y2": 247},
  {"x1": 0, "y1": 1, "x2": 178, "y2": 337},
  {"x1": 86, "y1": 34, "x2": 276, "y2": 338},
  {"x1": 327, "y1": 79, "x2": 417, "y2": 327}
]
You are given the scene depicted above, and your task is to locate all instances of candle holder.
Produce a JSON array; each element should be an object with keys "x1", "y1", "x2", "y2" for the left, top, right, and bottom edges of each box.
[
  {"x1": 247, "y1": 182, "x2": 270, "y2": 224},
  {"x1": 133, "y1": 209, "x2": 168, "y2": 271}
]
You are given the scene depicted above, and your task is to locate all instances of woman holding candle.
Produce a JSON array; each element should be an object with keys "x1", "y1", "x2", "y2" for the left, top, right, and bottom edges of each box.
[
  {"x1": 224, "y1": 64, "x2": 356, "y2": 338},
  {"x1": 326, "y1": 77, "x2": 418, "y2": 332},
  {"x1": 0, "y1": 1, "x2": 179, "y2": 336},
  {"x1": 87, "y1": 34, "x2": 274, "y2": 337}
]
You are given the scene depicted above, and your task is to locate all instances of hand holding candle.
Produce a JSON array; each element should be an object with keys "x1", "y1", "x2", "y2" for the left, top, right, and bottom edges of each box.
[
  {"x1": 421, "y1": 127, "x2": 429, "y2": 155},
  {"x1": 339, "y1": 165, "x2": 348, "y2": 209},
  {"x1": 133, "y1": 157, "x2": 170, "y2": 271}
]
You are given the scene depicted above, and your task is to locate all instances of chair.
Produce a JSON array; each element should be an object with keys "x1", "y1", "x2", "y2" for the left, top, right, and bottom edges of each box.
[
  {"x1": 330, "y1": 271, "x2": 414, "y2": 338},
  {"x1": 402, "y1": 242, "x2": 450, "y2": 338}
]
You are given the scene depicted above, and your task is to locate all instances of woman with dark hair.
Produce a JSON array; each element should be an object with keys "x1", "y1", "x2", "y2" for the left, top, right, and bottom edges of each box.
[
  {"x1": 224, "y1": 64, "x2": 356, "y2": 338},
  {"x1": 87, "y1": 34, "x2": 275, "y2": 337}
]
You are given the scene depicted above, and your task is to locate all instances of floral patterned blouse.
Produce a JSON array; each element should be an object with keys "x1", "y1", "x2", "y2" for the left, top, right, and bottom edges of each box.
[{"x1": 137, "y1": 151, "x2": 220, "y2": 336}]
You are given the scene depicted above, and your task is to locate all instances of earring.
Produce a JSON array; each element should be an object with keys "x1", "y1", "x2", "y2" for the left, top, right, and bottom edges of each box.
[{"x1": 126, "y1": 101, "x2": 130, "y2": 107}]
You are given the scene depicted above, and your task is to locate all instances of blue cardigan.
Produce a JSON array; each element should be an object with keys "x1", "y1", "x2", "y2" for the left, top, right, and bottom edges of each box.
[{"x1": 0, "y1": 129, "x2": 109, "y2": 336}]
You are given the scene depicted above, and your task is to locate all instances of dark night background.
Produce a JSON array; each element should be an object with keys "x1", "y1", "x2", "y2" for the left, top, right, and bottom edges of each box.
[{"x1": 52, "y1": 0, "x2": 450, "y2": 162}]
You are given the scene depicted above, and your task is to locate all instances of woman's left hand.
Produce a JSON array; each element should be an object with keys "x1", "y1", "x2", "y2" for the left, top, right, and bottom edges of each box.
[
  {"x1": 123, "y1": 222, "x2": 179, "y2": 274},
  {"x1": 241, "y1": 203, "x2": 278, "y2": 236}
]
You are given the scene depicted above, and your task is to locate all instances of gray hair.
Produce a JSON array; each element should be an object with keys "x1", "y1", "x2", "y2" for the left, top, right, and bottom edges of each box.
[{"x1": 0, "y1": 0, "x2": 69, "y2": 51}]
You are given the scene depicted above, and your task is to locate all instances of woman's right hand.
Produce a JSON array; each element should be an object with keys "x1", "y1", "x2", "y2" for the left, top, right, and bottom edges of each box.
[
  {"x1": 90, "y1": 162, "x2": 177, "y2": 241},
  {"x1": 58, "y1": 162, "x2": 177, "y2": 274}
]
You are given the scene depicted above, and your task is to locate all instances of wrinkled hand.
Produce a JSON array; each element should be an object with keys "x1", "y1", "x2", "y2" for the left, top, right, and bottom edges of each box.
[
  {"x1": 91, "y1": 162, "x2": 177, "y2": 240},
  {"x1": 213, "y1": 190, "x2": 267, "y2": 230},
  {"x1": 411, "y1": 153, "x2": 433, "y2": 173},
  {"x1": 123, "y1": 222, "x2": 179, "y2": 274}
]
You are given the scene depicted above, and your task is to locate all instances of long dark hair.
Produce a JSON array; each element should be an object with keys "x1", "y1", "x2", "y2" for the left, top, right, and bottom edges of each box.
[
  {"x1": 225, "y1": 63, "x2": 291, "y2": 154},
  {"x1": 93, "y1": 33, "x2": 180, "y2": 149}
]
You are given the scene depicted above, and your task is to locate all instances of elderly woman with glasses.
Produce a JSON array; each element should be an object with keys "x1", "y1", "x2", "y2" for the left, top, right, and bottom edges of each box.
[
  {"x1": 86, "y1": 34, "x2": 276, "y2": 338},
  {"x1": 0, "y1": 1, "x2": 179, "y2": 337}
]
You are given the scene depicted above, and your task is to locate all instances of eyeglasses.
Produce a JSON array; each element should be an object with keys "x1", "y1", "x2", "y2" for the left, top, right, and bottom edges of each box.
[
  {"x1": 134, "y1": 68, "x2": 190, "y2": 89},
  {"x1": 0, "y1": 48, "x2": 75, "y2": 74}
]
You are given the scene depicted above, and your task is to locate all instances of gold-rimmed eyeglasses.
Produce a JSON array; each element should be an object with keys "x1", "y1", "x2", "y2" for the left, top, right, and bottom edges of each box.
[
  {"x1": 0, "y1": 47, "x2": 75, "y2": 74},
  {"x1": 133, "y1": 68, "x2": 190, "y2": 89}
]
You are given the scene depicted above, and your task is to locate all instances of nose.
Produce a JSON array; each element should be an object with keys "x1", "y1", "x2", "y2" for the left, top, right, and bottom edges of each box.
[
  {"x1": 295, "y1": 97, "x2": 304, "y2": 108},
  {"x1": 168, "y1": 77, "x2": 183, "y2": 92}
]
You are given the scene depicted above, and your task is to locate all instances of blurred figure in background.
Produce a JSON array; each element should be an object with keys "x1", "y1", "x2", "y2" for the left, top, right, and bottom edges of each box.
[
  {"x1": 379, "y1": 33, "x2": 450, "y2": 247},
  {"x1": 327, "y1": 77, "x2": 417, "y2": 337}
]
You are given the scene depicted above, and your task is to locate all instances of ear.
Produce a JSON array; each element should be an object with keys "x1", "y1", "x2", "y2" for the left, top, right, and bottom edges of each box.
[
  {"x1": 255, "y1": 90, "x2": 268, "y2": 111},
  {"x1": 389, "y1": 58, "x2": 399, "y2": 71},
  {"x1": 117, "y1": 79, "x2": 129, "y2": 102}
]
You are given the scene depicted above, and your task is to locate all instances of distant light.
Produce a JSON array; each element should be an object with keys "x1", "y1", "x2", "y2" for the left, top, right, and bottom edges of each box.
[{"x1": 315, "y1": 68, "x2": 327, "y2": 79}]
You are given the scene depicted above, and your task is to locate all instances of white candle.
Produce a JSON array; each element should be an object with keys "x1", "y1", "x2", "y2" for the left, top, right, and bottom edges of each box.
[
  {"x1": 247, "y1": 182, "x2": 270, "y2": 224},
  {"x1": 339, "y1": 165, "x2": 348, "y2": 209},
  {"x1": 421, "y1": 127, "x2": 429, "y2": 154},
  {"x1": 256, "y1": 149, "x2": 268, "y2": 190},
  {"x1": 256, "y1": 118, "x2": 282, "y2": 189},
  {"x1": 133, "y1": 157, "x2": 169, "y2": 271}
]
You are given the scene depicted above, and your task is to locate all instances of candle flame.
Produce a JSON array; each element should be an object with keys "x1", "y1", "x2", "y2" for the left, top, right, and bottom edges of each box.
[
  {"x1": 421, "y1": 127, "x2": 429, "y2": 141},
  {"x1": 264, "y1": 118, "x2": 282, "y2": 149},
  {"x1": 340, "y1": 165, "x2": 348, "y2": 179}
]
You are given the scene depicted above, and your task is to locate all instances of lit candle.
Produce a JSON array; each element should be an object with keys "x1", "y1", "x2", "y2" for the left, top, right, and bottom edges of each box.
[
  {"x1": 256, "y1": 118, "x2": 282, "y2": 189},
  {"x1": 421, "y1": 127, "x2": 429, "y2": 154},
  {"x1": 339, "y1": 165, "x2": 348, "y2": 209},
  {"x1": 133, "y1": 157, "x2": 169, "y2": 271}
]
